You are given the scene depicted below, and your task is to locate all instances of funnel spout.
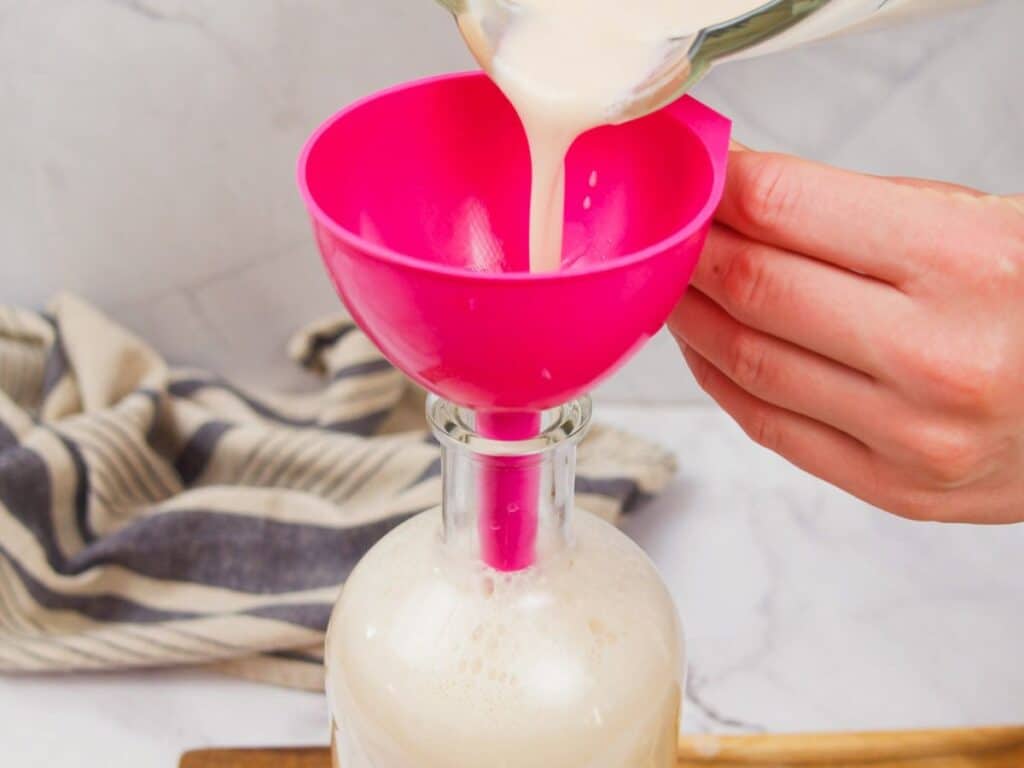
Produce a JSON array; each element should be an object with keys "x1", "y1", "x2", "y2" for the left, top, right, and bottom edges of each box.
[
  {"x1": 476, "y1": 410, "x2": 542, "y2": 571},
  {"x1": 430, "y1": 399, "x2": 586, "y2": 574}
]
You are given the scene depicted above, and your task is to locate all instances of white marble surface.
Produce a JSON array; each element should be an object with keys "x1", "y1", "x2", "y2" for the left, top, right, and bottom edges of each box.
[
  {"x1": 3, "y1": 403, "x2": 1023, "y2": 767},
  {"x1": 1, "y1": 0, "x2": 1021, "y2": 402}
]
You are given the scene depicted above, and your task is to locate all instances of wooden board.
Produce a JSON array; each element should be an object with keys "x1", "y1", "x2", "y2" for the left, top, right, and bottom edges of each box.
[{"x1": 181, "y1": 725, "x2": 1024, "y2": 767}]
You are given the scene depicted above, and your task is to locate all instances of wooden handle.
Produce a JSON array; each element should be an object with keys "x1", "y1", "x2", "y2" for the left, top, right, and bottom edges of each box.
[
  {"x1": 180, "y1": 748, "x2": 331, "y2": 768},
  {"x1": 180, "y1": 726, "x2": 1024, "y2": 767},
  {"x1": 677, "y1": 726, "x2": 1024, "y2": 766}
]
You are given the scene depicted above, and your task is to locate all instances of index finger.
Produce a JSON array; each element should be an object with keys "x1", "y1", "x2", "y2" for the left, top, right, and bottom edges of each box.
[{"x1": 717, "y1": 151, "x2": 958, "y2": 287}]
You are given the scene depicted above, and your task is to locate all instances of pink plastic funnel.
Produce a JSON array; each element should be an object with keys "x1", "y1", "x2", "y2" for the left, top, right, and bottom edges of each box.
[{"x1": 298, "y1": 72, "x2": 730, "y2": 569}]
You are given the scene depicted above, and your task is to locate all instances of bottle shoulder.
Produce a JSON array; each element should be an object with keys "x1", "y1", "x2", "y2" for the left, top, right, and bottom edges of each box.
[
  {"x1": 325, "y1": 508, "x2": 682, "y2": 749},
  {"x1": 330, "y1": 507, "x2": 680, "y2": 656}
]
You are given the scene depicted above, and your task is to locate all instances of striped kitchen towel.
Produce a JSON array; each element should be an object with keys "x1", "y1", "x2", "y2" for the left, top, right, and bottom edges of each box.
[{"x1": 0, "y1": 294, "x2": 676, "y2": 690}]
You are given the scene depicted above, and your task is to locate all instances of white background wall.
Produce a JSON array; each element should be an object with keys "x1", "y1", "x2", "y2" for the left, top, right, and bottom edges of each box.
[{"x1": 1, "y1": 0, "x2": 1020, "y2": 401}]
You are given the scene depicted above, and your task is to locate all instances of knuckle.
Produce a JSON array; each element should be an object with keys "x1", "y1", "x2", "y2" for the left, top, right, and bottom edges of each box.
[
  {"x1": 890, "y1": 491, "x2": 941, "y2": 523},
  {"x1": 744, "y1": 406, "x2": 784, "y2": 453},
  {"x1": 737, "y1": 156, "x2": 798, "y2": 232},
  {"x1": 918, "y1": 351, "x2": 1005, "y2": 414},
  {"x1": 986, "y1": 198, "x2": 1024, "y2": 280},
  {"x1": 728, "y1": 332, "x2": 771, "y2": 392},
  {"x1": 685, "y1": 349, "x2": 715, "y2": 393},
  {"x1": 719, "y1": 243, "x2": 773, "y2": 318},
  {"x1": 955, "y1": 203, "x2": 1024, "y2": 292},
  {"x1": 913, "y1": 426, "x2": 985, "y2": 487},
  {"x1": 691, "y1": 358, "x2": 712, "y2": 392},
  {"x1": 890, "y1": 485, "x2": 980, "y2": 524}
]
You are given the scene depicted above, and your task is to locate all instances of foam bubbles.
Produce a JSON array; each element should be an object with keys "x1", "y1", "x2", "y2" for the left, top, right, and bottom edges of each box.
[{"x1": 326, "y1": 508, "x2": 682, "y2": 768}]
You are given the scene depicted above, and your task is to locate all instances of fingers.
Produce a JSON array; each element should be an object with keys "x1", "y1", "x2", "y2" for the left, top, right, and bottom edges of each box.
[
  {"x1": 678, "y1": 343, "x2": 891, "y2": 510},
  {"x1": 881, "y1": 176, "x2": 987, "y2": 197},
  {"x1": 691, "y1": 224, "x2": 911, "y2": 377},
  {"x1": 669, "y1": 289, "x2": 902, "y2": 448},
  {"x1": 718, "y1": 151, "x2": 954, "y2": 286},
  {"x1": 680, "y1": 339, "x2": 1024, "y2": 524}
]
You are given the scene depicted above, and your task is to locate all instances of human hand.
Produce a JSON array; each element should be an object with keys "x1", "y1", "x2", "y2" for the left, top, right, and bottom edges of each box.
[{"x1": 669, "y1": 149, "x2": 1024, "y2": 523}]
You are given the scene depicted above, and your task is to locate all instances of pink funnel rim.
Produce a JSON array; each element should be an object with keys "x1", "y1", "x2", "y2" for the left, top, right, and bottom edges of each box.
[{"x1": 297, "y1": 70, "x2": 727, "y2": 284}]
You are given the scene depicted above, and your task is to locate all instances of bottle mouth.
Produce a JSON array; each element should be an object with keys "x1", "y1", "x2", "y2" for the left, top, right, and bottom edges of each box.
[{"x1": 428, "y1": 397, "x2": 593, "y2": 457}]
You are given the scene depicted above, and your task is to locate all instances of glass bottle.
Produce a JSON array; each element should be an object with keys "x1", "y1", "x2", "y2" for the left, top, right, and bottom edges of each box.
[{"x1": 325, "y1": 397, "x2": 683, "y2": 768}]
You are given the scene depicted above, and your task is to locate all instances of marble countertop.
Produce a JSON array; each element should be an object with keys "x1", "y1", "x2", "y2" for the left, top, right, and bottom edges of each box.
[{"x1": 3, "y1": 402, "x2": 1022, "y2": 767}]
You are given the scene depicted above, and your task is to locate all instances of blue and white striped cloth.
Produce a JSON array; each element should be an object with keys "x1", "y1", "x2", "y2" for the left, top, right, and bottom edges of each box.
[{"x1": 0, "y1": 295, "x2": 675, "y2": 690}]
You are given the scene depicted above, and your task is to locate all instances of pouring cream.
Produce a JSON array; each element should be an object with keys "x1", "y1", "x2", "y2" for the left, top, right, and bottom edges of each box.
[{"x1": 457, "y1": 0, "x2": 765, "y2": 272}]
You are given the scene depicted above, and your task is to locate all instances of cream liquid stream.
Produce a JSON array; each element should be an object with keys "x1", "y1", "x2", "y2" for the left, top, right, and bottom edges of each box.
[{"x1": 460, "y1": 0, "x2": 766, "y2": 272}]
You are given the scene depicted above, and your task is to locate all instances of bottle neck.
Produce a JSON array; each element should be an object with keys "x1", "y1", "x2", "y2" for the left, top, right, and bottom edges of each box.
[{"x1": 428, "y1": 398, "x2": 591, "y2": 572}]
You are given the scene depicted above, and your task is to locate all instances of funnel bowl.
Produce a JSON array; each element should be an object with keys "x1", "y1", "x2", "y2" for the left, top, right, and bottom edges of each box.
[{"x1": 298, "y1": 72, "x2": 730, "y2": 413}]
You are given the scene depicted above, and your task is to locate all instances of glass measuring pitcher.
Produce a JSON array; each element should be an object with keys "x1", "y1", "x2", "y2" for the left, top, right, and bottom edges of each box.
[{"x1": 439, "y1": 0, "x2": 983, "y2": 123}]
